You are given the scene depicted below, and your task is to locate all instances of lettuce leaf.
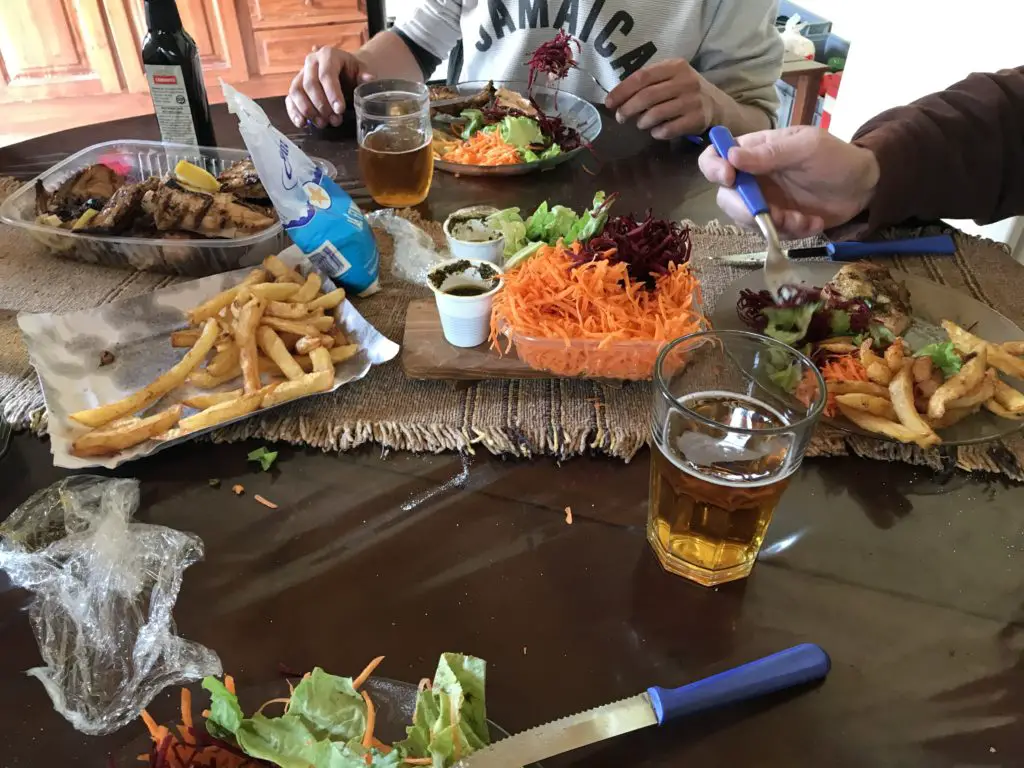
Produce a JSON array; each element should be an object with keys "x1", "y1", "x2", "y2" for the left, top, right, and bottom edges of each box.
[
  {"x1": 761, "y1": 302, "x2": 820, "y2": 346},
  {"x1": 458, "y1": 109, "x2": 485, "y2": 140},
  {"x1": 236, "y1": 714, "x2": 382, "y2": 768},
  {"x1": 485, "y1": 208, "x2": 528, "y2": 256},
  {"x1": 202, "y1": 677, "x2": 245, "y2": 740},
  {"x1": 498, "y1": 117, "x2": 544, "y2": 148},
  {"x1": 916, "y1": 341, "x2": 963, "y2": 377},
  {"x1": 287, "y1": 667, "x2": 367, "y2": 742},
  {"x1": 397, "y1": 653, "x2": 489, "y2": 768}
]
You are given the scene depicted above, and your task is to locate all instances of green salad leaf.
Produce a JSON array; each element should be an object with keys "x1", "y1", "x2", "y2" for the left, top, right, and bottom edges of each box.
[
  {"x1": 458, "y1": 109, "x2": 485, "y2": 140},
  {"x1": 247, "y1": 446, "x2": 278, "y2": 471},
  {"x1": 829, "y1": 309, "x2": 852, "y2": 336},
  {"x1": 288, "y1": 667, "x2": 367, "y2": 742},
  {"x1": 916, "y1": 341, "x2": 963, "y2": 377},
  {"x1": 498, "y1": 116, "x2": 544, "y2": 148},
  {"x1": 201, "y1": 677, "x2": 244, "y2": 739},
  {"x1": 761, "y1": 303, "x2": 821, "y2": 346},
  {"x1": 484, "y1": 192, "x2": 614, "y2": 264},
  {"x1": 397, "y1": 653, "x2": 489, "y2": 767}
]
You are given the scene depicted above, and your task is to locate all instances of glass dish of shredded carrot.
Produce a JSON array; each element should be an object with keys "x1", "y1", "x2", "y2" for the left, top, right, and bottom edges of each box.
[{"x1": 490, "y1": 243, "x2": 706, "y2": 379}]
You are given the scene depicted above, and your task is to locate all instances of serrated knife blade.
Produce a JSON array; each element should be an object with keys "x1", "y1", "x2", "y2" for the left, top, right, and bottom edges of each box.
[{"x1": 455, "y1": 644, "x2": 830, "y2": 768}]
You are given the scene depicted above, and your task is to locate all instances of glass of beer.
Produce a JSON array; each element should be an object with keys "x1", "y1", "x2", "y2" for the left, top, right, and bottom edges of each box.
[
  {"x1": 355, "y1": 79, "x2": 434, "y2": 207},
  {"x1": 648, "y1": 330, "x2": 826, "y2": 586}
]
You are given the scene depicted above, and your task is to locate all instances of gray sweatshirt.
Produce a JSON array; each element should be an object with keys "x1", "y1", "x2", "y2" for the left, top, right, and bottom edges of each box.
[{"x1": 394, "y1": 0, "x2": 783, "y2": 122}]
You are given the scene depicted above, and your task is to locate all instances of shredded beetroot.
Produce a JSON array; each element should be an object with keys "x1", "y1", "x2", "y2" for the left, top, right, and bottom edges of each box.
[
  {"x1": 526, "y1": 30, "x2": 580, "y2": 89},
  {"x1": 574, "y1": 211, "x2": 692, "y2": 287}
]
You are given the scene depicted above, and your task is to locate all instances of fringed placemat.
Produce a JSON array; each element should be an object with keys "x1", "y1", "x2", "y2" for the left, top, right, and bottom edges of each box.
[{"x1": 2, "y1": 176, "x2": 1024, "y2": 479}]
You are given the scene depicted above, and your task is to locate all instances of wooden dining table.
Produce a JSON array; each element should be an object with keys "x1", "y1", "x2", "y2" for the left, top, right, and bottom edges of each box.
[{"x1": 1, "y1": 101, "x2": 1023, "y2": 768}]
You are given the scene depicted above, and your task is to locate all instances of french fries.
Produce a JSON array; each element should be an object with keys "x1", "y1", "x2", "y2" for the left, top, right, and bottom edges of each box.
[
  {"x1": 70, "y1": 319, "x2": 218, "y2": 427},
  {"x1": 236, "y1": 297, "x2": 266, "y2": 394},
  {"x1": 178, "y1": 392, "x2": 263, "y2": 433},
  {"x1": 256, "y1": 326, "x2": 306, "y2": 381},
  {"x1": 66, "y1": 253, "x2": 361, "y2": 459},
  {"x1": 829, "y1": 318, "x2": 1024, "y2": 447},
  {"x1": 834, "y1": 393, "x2": 897, "y2": 421},
  {"x1": 927, "y1": 347, "x2": 987, "y2": 421},
  {"x1": 71, "y1": 405, "x2": 183, "y2": 456},
  {"x1": 889, "y1": 367, "x2": 940, "y2": 448}
]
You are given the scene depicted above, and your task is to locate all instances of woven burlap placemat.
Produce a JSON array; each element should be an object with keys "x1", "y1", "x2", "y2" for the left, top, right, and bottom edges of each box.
[{"x1": 3, "y1": 176, "x2": 1024, "y2": 479}]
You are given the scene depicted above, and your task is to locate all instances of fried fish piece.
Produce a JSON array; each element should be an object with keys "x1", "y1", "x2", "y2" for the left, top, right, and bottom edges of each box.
[
  {"x1": 824, "y1": 262, "x2": 913, "y2": 336},
  {"x1": 216, "y1": 159, "x2": 267, "y2": 201},
  {"x1": 142, "y1": 179, "x2": 275, "y2": 238},
  {"x1": 87, "y1": 178, "x2": 159, "y2": 234}
]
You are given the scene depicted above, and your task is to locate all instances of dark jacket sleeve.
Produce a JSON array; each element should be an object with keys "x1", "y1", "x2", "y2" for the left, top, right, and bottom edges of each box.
[{"x1": 852, "y1": 67, "x2": 1024, "y2": 230}]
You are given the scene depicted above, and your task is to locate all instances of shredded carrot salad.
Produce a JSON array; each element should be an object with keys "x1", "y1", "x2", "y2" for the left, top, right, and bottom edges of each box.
[
  {"x1": 490, "y1": 243, "x2": 705, "y2": 379},
  {"x1": 439, "y1": 130, "x2": 522, "y2": 166},
  {"x1": 819, "y1": 354, "x2": 869, "y2": 416}
]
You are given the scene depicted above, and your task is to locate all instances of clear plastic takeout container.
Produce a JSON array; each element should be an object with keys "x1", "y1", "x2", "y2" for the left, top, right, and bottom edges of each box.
[
  {"x1": 0, "y1": 140, "x2": 337, "y2": 277},
  {"x1": 505, "y1": 328, "x2": 670, "y2": 381}
]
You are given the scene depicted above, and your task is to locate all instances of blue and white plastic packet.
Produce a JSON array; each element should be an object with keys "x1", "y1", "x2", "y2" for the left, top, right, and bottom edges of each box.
[{"x1": 222, "y1": 82, "x2": 380, "y2": 296}]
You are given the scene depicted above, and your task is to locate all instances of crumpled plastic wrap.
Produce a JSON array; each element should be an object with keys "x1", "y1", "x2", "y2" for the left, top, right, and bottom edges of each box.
[
  {"x1": 0, "y1": 476, "x2": 222, "y2": 735},
  {"x1": 367, "y1": 209, "x2": 450, "y2": 286}
]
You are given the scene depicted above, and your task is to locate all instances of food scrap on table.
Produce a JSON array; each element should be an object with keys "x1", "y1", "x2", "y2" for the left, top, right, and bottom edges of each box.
[
  {"x1": 232, "y1": 484, "x2": 244, "y2": 495},
  {"x1": 565, "y1": 506, "x2": 573, "y2": 524},
  {"x1": 247, "y1": 446, "x2": 278, "y2": 472},
  {"x1": 136, "y1": 653, "x2": 490, "y2": 768},
  {"x1": 253, "y1": 494, "x2": 278, "y2": 510}
]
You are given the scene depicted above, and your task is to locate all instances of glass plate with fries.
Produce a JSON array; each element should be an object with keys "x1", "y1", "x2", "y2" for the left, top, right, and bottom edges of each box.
[
  {"x1": 712, "y1": 262, "x2": 1024, "y2": 447},
  {"x1": 18, "y1": 246, "x2": 399, "y2": 469}
]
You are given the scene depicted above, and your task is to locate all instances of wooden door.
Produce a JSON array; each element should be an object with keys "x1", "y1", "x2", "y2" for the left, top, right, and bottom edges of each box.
[
  {"x1": 0, "y1": 0, "x2": 123, "y2": 104},
  {"x1": 120, "y1": 0, "x2": 250, "y2": 92}
]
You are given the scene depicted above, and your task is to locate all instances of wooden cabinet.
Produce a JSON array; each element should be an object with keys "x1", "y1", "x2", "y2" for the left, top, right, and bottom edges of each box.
[
  {"x1": 254, "y1": 23, "x2": 368, "y2": 75},
  {"x1": 0, "y1": 0, "x2": 122, "y2": 103},
  {"x1": 2, "y1": 0, "x2": 369, "y2": 144}
]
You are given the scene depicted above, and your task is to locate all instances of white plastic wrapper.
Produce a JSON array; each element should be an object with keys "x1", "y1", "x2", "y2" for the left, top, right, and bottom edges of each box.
[
  {"x1": 367, "y1": 209, "x2": 451, "y2": 286},
  {"x1": 0, "y1": 476, "x2": 221, "y2": 735}
]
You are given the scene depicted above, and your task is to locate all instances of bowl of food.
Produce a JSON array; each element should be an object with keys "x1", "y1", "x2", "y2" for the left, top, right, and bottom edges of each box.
[
  {"x1": 429, "y1": 80, "x2": 601, "y2": 176},
  {"x1": 443, "y1": 205, "x2": 506, "y2": 264},
  {"x1": 0, "y1": 140, "x2": 337, "y2": 276}
]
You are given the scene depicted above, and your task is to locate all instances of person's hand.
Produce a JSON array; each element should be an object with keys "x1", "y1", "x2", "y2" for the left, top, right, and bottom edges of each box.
[
  {"x1": 604, "y1": 59, "x2": 712, "y2": 140},
  {"x1": 286, "y1": 46, "x2": 374, "y2": 129},
  {"x1": 698, "y1": 126, "x2": 881, "y2": 238}
]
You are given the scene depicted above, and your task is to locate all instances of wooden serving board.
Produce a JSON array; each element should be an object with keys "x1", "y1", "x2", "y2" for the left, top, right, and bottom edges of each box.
[{"x1": 401, "y1": 299, "x2": 552, "y2": 380}]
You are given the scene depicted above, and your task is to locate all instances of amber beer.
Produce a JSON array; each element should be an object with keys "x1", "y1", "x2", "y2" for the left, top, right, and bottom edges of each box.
[
  {"x1": 355, "y1": 81, "x2": 434, "y2": 207},
  {"x1": 358, "y1": 126, "x2": 433, "y2": 207},
  {"x1": 648, "y1": 392, "x2": 795, "y2": 587}
]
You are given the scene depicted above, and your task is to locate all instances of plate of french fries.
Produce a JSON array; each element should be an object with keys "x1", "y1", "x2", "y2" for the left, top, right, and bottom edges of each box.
[
  {"x1": 18, "y1": 247, "x2": 399, "y2": 468},
  {"x1": 713, "y1": 262, "x2": 1024, "y2": 447}
]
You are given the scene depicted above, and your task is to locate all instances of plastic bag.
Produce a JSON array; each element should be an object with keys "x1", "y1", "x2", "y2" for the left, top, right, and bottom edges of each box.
[
  {"x1": 222, "y1": 82, "x2": 381, "y2": 296},
  {"x1": 0, "y1": 476, "x2": 221, "y2": 735},
  {"x1": 780, "y1": 15, "x2": 816, "y2": 60},
  {"x1": 367, "y1": 209, "x2": 450, "y2": 285}
]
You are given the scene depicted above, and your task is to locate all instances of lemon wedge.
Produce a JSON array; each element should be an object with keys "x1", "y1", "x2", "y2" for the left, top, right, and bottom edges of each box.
[
  {"x1": 174, "y1": 160, "x2": 221, "y2": 193},
  {"x1": 71, "y1": 208, "x2": 99, "y2": 231}
]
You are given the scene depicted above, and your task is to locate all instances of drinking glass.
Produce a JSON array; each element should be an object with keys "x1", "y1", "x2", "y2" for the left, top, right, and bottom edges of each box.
[
  {"x1": 648, "y1": 330, "x2": 826, "y2": 586},
  {"x1": 354, "y1": 79, "x2": 433, "y2": 206}
]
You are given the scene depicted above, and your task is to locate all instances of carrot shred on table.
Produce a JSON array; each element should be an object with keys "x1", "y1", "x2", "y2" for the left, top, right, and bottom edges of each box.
[
  {"x1": 254, "y1": 494, "x2": 278, "y2": 509},
  {"x1": 820, "y1": 354, "x2": 869, "y2": 416},
  {"x1": 404, "y1": 759, "x2": 433, "y2": 765},
  {"x1": 181, "y1": 689, "x2": 194, "y2": 732},
  {"x1": 361, "y1": 690, "x2": 377, "y2": 749},
  {"x1": 440, "y1": 130, "x2": 523, "y2": 166},
  {"x1": 353, "y1": 655, "x2": 385, "y2": 690},
  {"x1": 490, "y1": 243, "x2": 705, "y2": 378},
  {"x1": 564, "y1": 506, "x2": 573, "y2": 525}
]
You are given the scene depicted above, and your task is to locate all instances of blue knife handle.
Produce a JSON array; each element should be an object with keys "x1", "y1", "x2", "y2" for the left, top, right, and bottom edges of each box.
[
  {"x1": 646, "y1": 644, "x2": 830, "y2": 724},
  {"x1": 708, "y1": 126, "x2": 769, "y2": 217},
  {"x1": 828, "y1": 234, "x2": 957, "y2": 261}
]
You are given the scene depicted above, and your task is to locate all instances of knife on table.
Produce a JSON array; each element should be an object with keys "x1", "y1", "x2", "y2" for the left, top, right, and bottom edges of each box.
[
  {"x1": 454, "y1": 643, "x2": 830, "y2": 768},
  {"x1": 712, "y1": 234, "x2": 956, "y2": 266}
]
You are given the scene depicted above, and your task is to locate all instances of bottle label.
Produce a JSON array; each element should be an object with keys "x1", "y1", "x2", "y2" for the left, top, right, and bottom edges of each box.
[{"x1": 145, "y1": 64, "x2": 199, "y2": 146}]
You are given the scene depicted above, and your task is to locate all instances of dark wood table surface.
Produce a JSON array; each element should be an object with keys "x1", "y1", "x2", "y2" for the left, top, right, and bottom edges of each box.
[{"x1": 2, "y1": 101, "x2": 1023, "y2": 767}]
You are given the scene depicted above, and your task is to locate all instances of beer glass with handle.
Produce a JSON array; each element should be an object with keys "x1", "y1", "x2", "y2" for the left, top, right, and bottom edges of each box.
[
  {"x1": 355, "y1": 79, "x2": 433, "y2": 206},
  {"x1": 648, "y1": 330, "x2": 826, "y2": 586}
]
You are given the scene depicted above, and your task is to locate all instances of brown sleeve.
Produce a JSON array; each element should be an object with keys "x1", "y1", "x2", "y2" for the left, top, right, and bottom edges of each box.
[{"x1": 852, "y1": 66, "x2": 1024, "y2": 230}]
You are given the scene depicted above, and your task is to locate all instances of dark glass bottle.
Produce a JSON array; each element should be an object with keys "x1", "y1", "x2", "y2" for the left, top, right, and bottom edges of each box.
[{"x1": 142, "y1": 0, "x2": 216, "y2": 146}]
